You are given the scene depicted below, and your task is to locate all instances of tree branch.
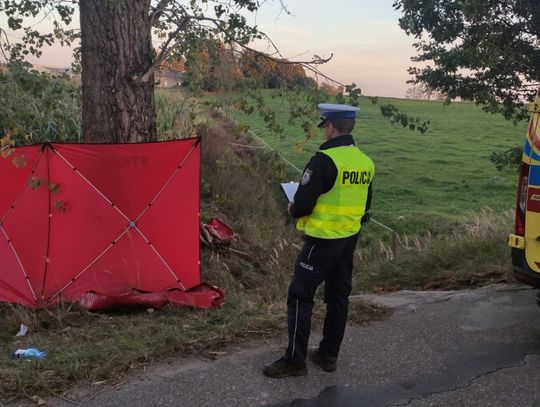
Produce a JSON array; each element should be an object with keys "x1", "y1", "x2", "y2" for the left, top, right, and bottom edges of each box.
[
  {"x1": 199, "y1": 16, "x2": 332, "y2": 66},
  {"x1": 139, "y1": 15, "x2": 190, "y2": 83},
  {"x1": 150, "y1": 0, "x2": 174, "y2": 26},
  {"x1": 142, "y1": 8, "x2": 333, "y2": 84}
]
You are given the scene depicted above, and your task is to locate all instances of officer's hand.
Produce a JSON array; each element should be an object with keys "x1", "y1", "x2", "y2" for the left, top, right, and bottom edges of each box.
[
  {"x1": 361, "y1": 212, "x2": 371, "y2": 224},
  {"x1": 287, "y1": 202, "x2": 293, "y2": 214}
]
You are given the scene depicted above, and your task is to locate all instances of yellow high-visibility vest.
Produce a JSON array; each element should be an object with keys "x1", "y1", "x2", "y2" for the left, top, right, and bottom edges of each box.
[{"x1": 297, "y1": 146, "x2": 374, "y2": 239}]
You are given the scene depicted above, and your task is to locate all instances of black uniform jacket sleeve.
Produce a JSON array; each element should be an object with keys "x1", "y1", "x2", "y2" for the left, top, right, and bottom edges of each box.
[{"x1": 289, "y1": 134, "x2": 373, "y2": 219}]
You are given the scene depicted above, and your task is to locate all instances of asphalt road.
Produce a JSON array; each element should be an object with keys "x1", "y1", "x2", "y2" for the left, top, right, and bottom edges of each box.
[{"x1": 38, "y1": 284, "x2": 540, "y2": 406}]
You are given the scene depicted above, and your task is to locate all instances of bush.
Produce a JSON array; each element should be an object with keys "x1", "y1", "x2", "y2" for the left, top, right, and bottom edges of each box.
[{"x1": 0, "y1": 64, "x2": 81, "y2": 144}]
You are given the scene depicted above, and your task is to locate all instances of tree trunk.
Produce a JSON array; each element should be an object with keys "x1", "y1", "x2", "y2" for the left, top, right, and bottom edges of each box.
[{"x1": 80, "y1": 0, "x2": 156, "y2": 143}]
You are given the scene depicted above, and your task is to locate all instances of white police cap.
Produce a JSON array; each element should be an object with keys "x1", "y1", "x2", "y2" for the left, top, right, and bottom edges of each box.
[{"x1": 317, "y1": 103, "x2": 360, "y2": 128}]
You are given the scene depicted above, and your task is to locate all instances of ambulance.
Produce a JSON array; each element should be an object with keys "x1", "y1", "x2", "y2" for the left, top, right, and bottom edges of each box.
[{"x1": 508, "y1": 89, "x2": 540, "y2": 292}]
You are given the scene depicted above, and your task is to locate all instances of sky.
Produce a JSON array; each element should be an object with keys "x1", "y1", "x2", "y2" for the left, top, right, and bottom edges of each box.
[
  {"x1": 0, "y1": 0, "x2": 418, "y2": 98},
  {"x1": 253, "y1": 0, "x2": 418, "y2": 97}
]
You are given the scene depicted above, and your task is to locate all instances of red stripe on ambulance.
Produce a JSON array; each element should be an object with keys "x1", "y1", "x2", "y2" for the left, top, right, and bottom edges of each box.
[{"x1": 527, "y1": 187, "x2": 540, "y2": 213}]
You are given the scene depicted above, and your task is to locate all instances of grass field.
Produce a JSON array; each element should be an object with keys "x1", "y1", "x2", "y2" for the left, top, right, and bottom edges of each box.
[
  {"x1": 1, "y1": 88, "x2": 526, "y2": 402},
  {"x1": 213, "y1": 90, "x2": 526, "y2": 240}
]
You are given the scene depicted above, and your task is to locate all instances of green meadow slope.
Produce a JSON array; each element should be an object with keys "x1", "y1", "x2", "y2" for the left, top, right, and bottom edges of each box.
[{"x1": 225, "y1": 92, "x2": 526, "y2": 240}]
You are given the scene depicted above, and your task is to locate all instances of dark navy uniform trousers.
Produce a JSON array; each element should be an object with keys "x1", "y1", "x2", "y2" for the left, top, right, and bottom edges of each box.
[{"x1": 286, "y1": 232, "x2": 360, "y2": 363}]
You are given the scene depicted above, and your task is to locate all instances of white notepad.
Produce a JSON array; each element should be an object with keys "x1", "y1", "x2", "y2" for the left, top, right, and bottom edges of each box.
[{"x1": 280, "y1": 182, "x2": 299, "y2": 203}]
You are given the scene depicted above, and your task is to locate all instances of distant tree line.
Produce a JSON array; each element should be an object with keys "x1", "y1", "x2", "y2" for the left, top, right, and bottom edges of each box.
[
  {"x1": 405, "y1": 85, "x2": 446, "y2": 101},
  {"x1": 173, "y1": 40, "x2": 318, "y2": 92}
]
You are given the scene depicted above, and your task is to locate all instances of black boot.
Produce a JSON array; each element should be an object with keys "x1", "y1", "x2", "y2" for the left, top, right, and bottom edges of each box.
[
  {"x1": 263, "y1": 357, "x2": 307, "y2": 379},
  {"x1": 308, "y1": 348, "x2": 337, "y2": 372}
]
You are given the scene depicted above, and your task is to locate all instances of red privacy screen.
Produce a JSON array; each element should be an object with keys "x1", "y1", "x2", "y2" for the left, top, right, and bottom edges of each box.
[{"x1": 0, "y1": 139, "x2": 201, "y2": 308}]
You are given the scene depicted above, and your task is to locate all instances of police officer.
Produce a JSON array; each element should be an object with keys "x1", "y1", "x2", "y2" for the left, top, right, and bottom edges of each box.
[{"x1": 263, "y1": 103, "x2": 374, "y2": 378}]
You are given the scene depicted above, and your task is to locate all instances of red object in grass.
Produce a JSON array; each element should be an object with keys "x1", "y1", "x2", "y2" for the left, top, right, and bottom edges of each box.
[
  {"x1": 204, "y1": 218, "x2": 237, "y2": 244},
  {"x1": 79, "y1": 283, "x2": 226, "y2": 311}
]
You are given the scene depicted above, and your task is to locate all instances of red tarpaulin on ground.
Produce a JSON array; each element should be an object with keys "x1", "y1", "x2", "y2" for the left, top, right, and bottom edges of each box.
[{"x1": 0, "y1": 138, "x2": 224, "y2": 309}]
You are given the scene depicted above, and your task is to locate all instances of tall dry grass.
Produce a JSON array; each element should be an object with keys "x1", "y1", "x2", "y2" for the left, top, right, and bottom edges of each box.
[
  {"x1": 355, "y1": 208, "x2": 514, "y2": 292},
  {"x1": 197, "y1": 117, "x2": 299, "y2": 298}
]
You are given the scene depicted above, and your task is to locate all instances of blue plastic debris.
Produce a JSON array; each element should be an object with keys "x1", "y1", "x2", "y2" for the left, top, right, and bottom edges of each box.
[{"x1": 12, "y1": 348, "x2": 48, "y2": 360}]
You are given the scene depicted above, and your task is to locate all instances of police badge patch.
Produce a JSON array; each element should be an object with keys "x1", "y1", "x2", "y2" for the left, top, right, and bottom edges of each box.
[{"x1": 301, "y1": 169, "x2": 313, "y2": 186}]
